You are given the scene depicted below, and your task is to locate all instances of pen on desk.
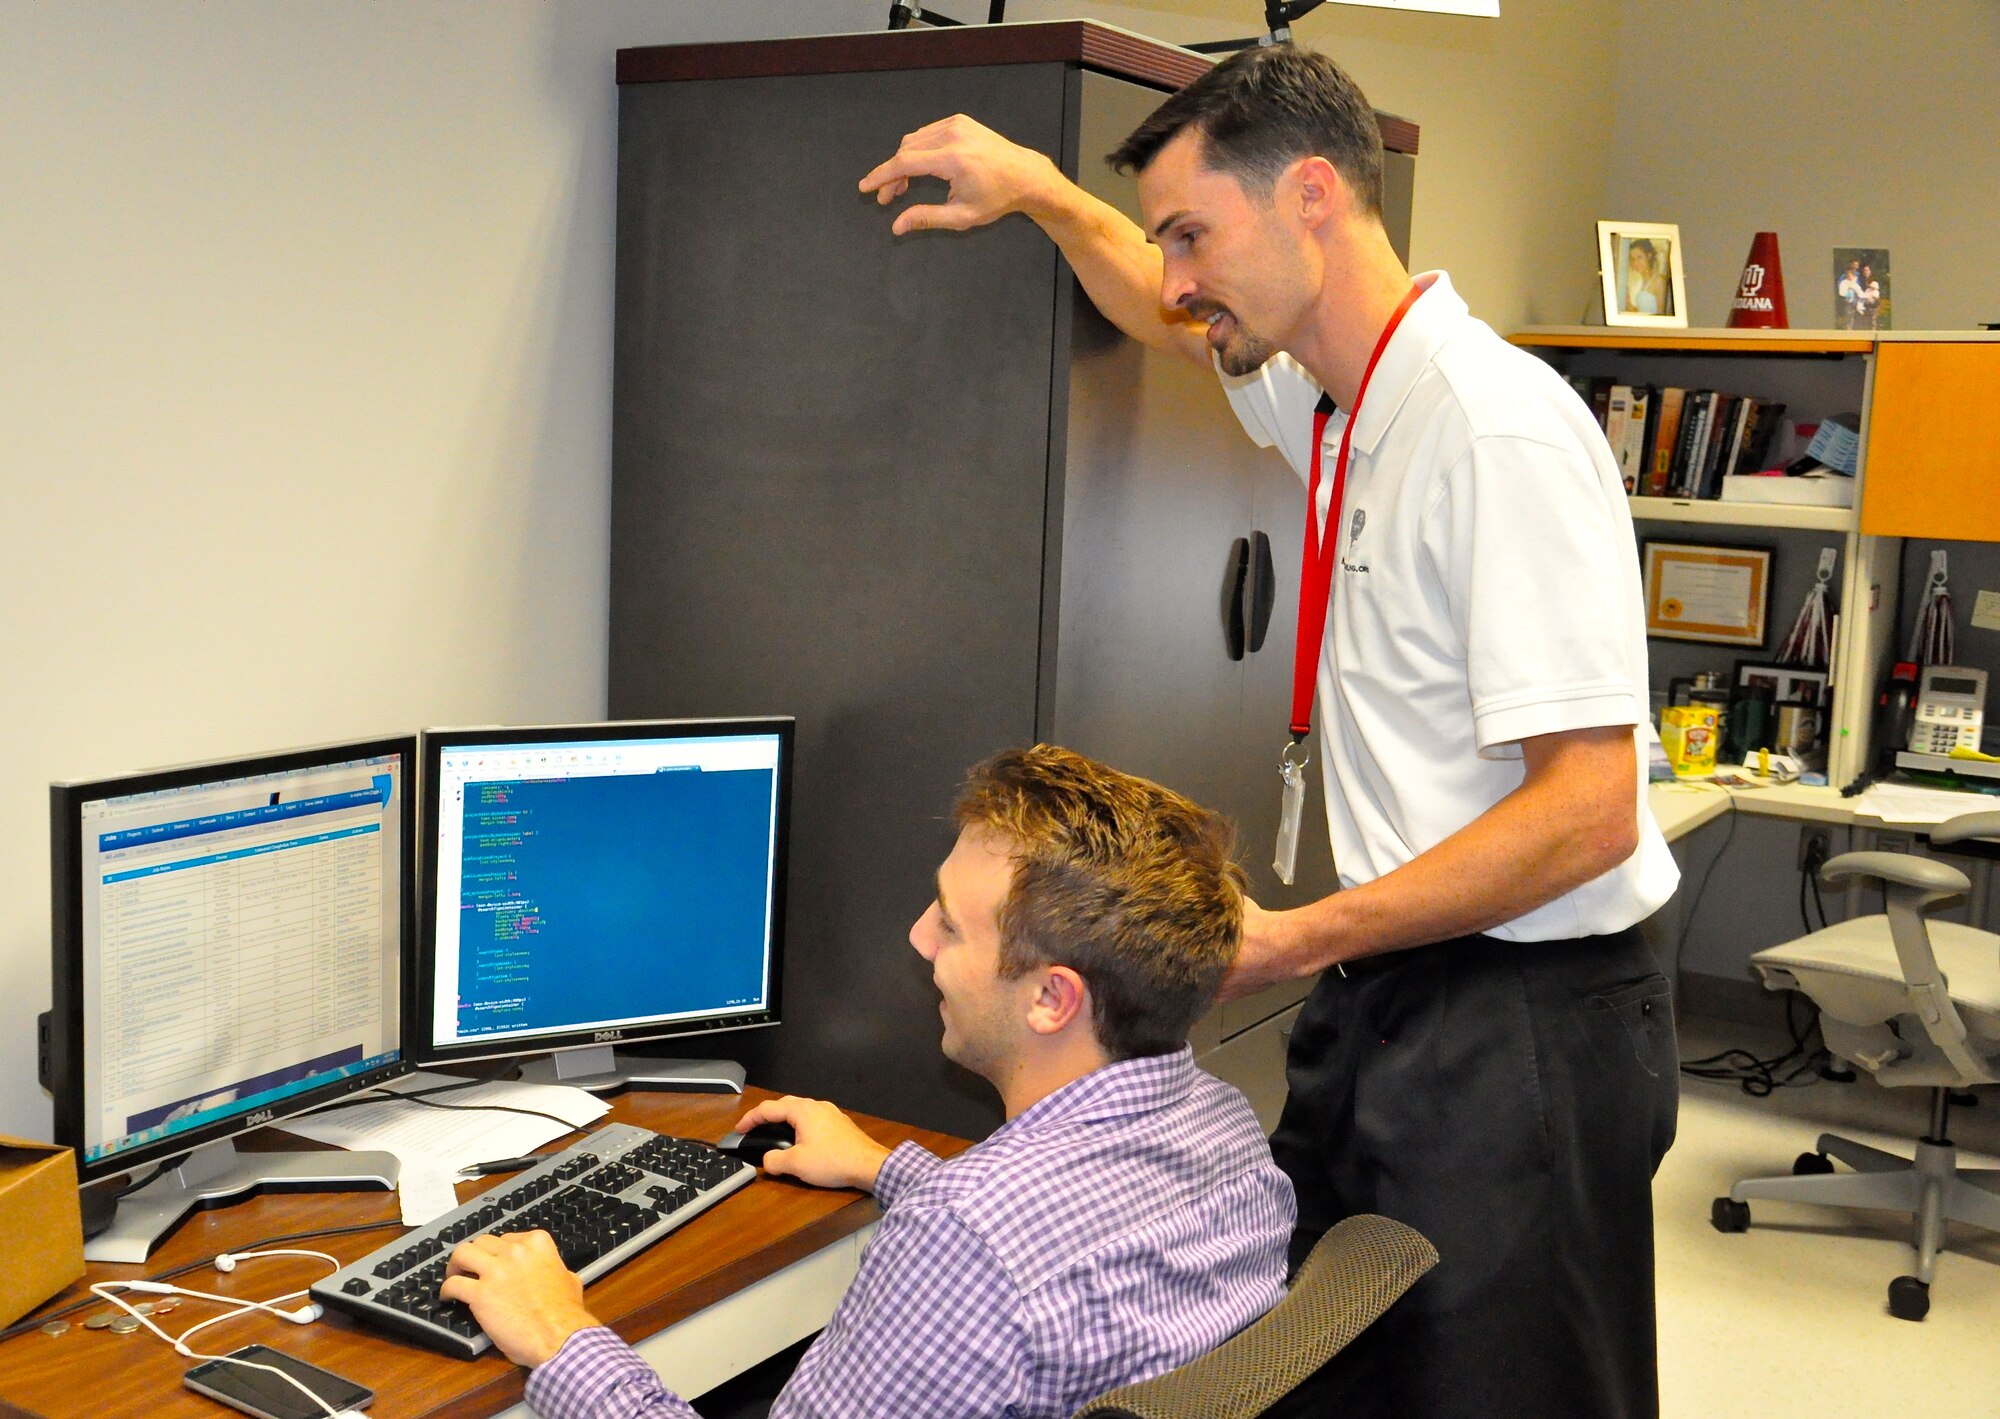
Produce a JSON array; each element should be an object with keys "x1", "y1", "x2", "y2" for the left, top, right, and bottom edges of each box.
[{"x1": 460, "y1": 1154, "x2": 544, "y2": 1176}]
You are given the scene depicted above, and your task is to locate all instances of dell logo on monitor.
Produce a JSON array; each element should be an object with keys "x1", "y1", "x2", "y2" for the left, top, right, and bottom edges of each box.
[
  {"x1": 594, "y1": 1029, "x2": 624, "y2": 1043},
  {"x1": 246, "y1": 1109, "x2": 275, "y2": 1127}
]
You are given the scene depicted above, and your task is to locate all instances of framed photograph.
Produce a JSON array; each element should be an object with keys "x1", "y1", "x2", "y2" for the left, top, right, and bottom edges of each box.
[
  {"x1": 1733, "y1": 660, "x2": 1829, "y2": 707},
  {"x1": 1599, "y1": 221, "x2": 1688, "y2": 328},
  {"x1": 1833, "y1": 246, "x2": 1891, "y2": 330},
  {"x1": 1641, "y1": 541, "x2": 1772, "y2": 647},
  {"x1": 1774, "y1": 697, "x2": 1827, "y2": 760}
]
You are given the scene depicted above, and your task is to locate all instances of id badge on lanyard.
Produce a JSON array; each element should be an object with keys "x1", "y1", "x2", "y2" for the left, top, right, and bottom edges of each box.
[{"x1": 1273, "y1": 284, "x2": 1421, "y2": 884}]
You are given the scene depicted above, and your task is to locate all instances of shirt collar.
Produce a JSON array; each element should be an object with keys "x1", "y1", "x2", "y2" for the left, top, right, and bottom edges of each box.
[
  {"x1": 1338, "y1": 269, "x2": 1465, "y2": 459},
  {"x1": 990, "y1": 1045, "x2": 1198, "y2": 1139}
]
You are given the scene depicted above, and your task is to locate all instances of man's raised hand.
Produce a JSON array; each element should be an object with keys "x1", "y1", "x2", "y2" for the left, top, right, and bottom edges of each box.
[{"x1": 858, "y1": 114, "x2": 1060, "y2": 235}]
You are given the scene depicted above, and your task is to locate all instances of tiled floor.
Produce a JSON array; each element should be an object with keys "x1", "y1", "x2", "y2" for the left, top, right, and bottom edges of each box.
[{"x1": 1657, "y1": 1021, "x2": 2000, "y2": 1419}]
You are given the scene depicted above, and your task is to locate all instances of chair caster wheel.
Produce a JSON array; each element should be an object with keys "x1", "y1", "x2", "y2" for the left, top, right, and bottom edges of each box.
[
  {"x1": 1792, "y1": 1151, "x2": 1834, "y2": 1175},
  {"x1": 1888, "y1": 1275, "x2": 1929, "y2": 1321},
  {"x1": 1711, "y1": 1197, "x2": 1751, "y2": 1233}
]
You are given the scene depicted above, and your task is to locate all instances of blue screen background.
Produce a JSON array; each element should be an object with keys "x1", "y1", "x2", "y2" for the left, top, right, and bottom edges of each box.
[{"x1": 454, "y1": 767, "x2": 775, "y2": 1037}]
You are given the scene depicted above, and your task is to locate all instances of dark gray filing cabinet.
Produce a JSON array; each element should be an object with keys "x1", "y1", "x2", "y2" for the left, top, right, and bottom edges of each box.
[{"x1": 610, "y1": 23, "x2": 1418, "y2": 1140}]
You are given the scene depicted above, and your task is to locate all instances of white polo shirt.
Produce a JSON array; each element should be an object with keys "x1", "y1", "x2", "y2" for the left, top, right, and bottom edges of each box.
[{"x1": 1220, "y1": 271, "x2": 1678, "y2": 942}]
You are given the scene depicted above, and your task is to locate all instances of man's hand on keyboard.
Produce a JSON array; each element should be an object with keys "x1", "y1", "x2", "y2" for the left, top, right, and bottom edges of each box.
[
  {"x1": 438, "y1": 1230, "x2": 599, "y2": 1369},
  {"x1": 735, "y1": 1096, "x2": 892, "y2": 1193}
]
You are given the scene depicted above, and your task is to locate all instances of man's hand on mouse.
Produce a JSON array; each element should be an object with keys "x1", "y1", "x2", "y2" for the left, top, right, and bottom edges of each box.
[{"x1": 733, "y1": 1096, "x2": 893, "y2": 1194}]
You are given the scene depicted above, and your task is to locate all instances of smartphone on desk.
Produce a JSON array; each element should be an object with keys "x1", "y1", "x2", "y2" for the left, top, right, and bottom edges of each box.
[{"x1": 183, "y1": 1345, "x2": 372, "y2": 1419}]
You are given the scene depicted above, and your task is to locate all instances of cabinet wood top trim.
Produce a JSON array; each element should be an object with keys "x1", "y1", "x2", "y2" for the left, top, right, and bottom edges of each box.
[{"x1": 615, "y1": 21, "x2": 1420, "y2": 154}]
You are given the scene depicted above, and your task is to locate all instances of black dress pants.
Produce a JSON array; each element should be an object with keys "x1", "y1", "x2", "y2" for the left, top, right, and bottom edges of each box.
[{"x1": 1266, "y1": 927, "x2": 1678, "y2": 1419}]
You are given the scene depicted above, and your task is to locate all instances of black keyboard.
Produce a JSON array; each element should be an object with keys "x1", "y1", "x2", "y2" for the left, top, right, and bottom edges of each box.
[{"x1": 311, "y1": 1123, "x2": 753, "y2": 1357}]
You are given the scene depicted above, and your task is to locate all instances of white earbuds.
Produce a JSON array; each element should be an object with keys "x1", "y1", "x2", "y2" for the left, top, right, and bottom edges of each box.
[
  {"x1": 283, "y1": 1304, "x2": 324, "y2": 1324},
  {"x1": 215, "y1": 1247, "x2": 335, "y2": 1274}
]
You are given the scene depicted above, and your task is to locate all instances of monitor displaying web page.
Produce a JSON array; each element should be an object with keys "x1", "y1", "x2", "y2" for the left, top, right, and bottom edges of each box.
[
  {"x1": 416, "y1": 719, "x2": 790, "y2": 1087},
  {"x1": 49, "y1": 740, "x2": 413, "y2": 1183}
]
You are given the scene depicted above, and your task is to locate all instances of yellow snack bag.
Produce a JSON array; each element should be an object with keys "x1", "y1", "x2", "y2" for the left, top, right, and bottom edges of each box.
[{"x1": 1660, "y1": 705, "x2": 1720, "y2": 778}]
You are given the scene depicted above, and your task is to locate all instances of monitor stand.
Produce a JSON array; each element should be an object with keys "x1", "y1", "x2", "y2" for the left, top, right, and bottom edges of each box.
[
  {"x1": 516, "y1": 1045, "x2": 745, "y2": 1095},
  {"x1": 86, "y1": 1140, "x2": 400, "y2": 1264}
]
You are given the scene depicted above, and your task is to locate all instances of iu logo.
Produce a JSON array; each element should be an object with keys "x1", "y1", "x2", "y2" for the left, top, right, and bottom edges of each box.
[{"x1": 1739, "y1": 264, "x2": 1766, "y2": 297}]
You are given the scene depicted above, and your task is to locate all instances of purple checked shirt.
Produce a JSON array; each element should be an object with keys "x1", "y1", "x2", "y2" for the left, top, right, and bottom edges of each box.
[{"x1": 526, "y1": 1046, "x2": 1294, "y2": 1419}]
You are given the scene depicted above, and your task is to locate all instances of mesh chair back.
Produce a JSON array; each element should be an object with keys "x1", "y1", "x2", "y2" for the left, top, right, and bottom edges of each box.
[{"x1": 1072, "y1": 1214, "x2": 1437, "y2": 1419}]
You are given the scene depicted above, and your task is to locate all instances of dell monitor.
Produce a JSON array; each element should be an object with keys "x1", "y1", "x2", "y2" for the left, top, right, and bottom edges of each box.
[
  {"x1": 414, "y1": 718, "x2": 791, "y2": 1093},
  {"x1": 47, "y1": 738, "x2": 416, "y2": 1261}
]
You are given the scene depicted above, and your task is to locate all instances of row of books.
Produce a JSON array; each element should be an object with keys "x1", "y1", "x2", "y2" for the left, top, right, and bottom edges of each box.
[{"x1": 1571, "y1": 378, "x2": 1788, "y2": 500}]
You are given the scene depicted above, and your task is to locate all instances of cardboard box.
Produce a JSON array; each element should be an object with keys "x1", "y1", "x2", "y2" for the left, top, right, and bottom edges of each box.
[{"x1": 0, "y1": 1136, "x2": 85, "y2": 1328}]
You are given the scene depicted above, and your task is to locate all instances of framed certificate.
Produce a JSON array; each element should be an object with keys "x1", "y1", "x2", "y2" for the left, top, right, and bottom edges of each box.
[{"x1": 1641, "y1": 541, "x2": 1772, "y2": 647}]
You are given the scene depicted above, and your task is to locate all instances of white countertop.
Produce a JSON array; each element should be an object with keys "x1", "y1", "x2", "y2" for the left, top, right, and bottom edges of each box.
[{"x1": 1648, "y1": 779, "x2": 1996, "y2": 842}]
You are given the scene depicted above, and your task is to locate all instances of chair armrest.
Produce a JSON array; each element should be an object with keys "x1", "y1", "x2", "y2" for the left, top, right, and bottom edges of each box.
[
  {"x1": 1820, "y1": 851, "x2": 1970, "y2": 899},
  {"x1": 1822, "y1": 848, "x2": 1985, "y2": 1080},
  {"x1": 1929, "y1": 809, "x2": 2000, "y2": 848}
]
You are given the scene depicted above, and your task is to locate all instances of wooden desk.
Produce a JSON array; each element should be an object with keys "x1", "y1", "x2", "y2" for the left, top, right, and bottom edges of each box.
[{"x1": 0, "y1": 1088, "x2": 965, "y2": 1419}]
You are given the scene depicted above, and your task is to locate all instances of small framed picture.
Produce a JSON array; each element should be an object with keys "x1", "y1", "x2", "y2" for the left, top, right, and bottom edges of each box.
[
  {"x1": 1641, "y1": 541, "x2": 1772, "y2": 647},
  {"x1": 1833, "y1": 247, "x2": 1891, "y2": 330},
  {"x1": 1599, "y1": 221, "x2": 1688, "y2": 328},
  {"x1": 1734, "y1": 660, "x2": 1829, "y2": 707}
]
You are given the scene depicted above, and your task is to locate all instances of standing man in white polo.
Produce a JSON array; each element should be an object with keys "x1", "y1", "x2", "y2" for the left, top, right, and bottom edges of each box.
[{"x1": 861, "y1": 42, "x2": 1680, "y2": 1419}]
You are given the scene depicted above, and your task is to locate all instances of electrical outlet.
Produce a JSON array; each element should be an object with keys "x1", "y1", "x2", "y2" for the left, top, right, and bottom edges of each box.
[{"x1": 1798, "y1": 827, "x2": 1831, "y2": 872}]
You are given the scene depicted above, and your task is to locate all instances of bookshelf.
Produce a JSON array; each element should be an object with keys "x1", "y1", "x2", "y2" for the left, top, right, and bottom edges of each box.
[
  {"x1": 1511, "y1": 326, "x2": 1891, "y2": 787},
  {"x1": 1514, "y1": 326, "x2": 1872, "y2": 356},
  {"x1": 1514, "y1": 327, "x2": 2000, "y2": 786}
]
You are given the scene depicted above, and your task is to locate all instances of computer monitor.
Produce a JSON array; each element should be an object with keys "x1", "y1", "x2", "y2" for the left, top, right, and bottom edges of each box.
[
  {"x1": 414, "y1": 718, "x2": 791, "y2": 1093},
  {"x1": 46, "y1": 738, "x2": 416, "y2": 1261}
]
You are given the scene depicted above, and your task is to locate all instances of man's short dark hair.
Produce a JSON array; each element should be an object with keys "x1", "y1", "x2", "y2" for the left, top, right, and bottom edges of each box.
[
  {"x1": 1107, "y1": 43, "x2": 1384, "y2": 218},
  {"x1": 954, "y1": 745, "x2": 1245, "y2": 1061}
]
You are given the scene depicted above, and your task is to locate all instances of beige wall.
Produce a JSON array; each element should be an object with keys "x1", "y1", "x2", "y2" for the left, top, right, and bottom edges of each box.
[
  {"x1": 1014, "y1": 0, "x2": 1622, "y2": 331},
  {"x1": 0, "y1": 0, "x2": 1629, "y2": 1145},
  {"x1": 1606, "y1": 0, "x2": 2000, "y2": 330},
  {"x1": 0, "y1": 0, "x2": 886, "y2": 1143}
]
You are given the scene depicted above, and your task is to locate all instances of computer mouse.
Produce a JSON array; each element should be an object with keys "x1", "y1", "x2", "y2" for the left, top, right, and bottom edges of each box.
[{"x1": 717, "y1": 1121, "x2": 796, "y2": 1168}]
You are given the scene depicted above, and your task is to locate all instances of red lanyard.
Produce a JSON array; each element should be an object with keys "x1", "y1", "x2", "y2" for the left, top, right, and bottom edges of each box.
[{"x1": 1288, "y1": 284, "x2": 1423, "y2": 739}]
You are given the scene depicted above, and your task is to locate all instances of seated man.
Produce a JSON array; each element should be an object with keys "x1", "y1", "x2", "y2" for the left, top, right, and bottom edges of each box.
[{"x1": 442, "y1": 744, "x2": 1295, "y2": 1418}]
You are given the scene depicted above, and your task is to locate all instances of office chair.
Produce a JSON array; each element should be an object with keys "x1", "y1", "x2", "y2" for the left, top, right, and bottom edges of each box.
[
  {"x1": 1710, "y1": 808, "x2": 2000, "y2": 1320},
  {"x1": 1071, "y1": 1213, "x2": 1438, "y2": 1419}
]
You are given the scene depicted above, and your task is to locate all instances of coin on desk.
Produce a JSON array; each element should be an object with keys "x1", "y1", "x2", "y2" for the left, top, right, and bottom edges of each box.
[
  {"x1": 108, "y1": 1315, "x2": 143, "y2": 1334},
  {"x1": 131, "y1": 1302, "x2": 157, "y2": 1316},
  {"x1": 83, "y1": 1313, "x2": 115, "y2": 1330},
  {"x1": 40, "y1": 1320, "x2": 71, "y2": 1336},
  {"x1": 151, "y1": 1298, "x2": 181, "y2": 1314}
]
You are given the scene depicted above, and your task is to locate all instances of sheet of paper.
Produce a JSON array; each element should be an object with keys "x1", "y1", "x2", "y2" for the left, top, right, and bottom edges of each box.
[
  {"x1": 1851, "y1": 781, "x2": 1997, "y2": 826},
  {"x1": 287, "y1": 1072, "x2": 608, "y2": 1176},
  {"x1": 398, "y1": 1163, "x2": 464, "y2": 1227},
  {"x1": 1656, "y1": 559, "x2": 1756, "y2": 633}
]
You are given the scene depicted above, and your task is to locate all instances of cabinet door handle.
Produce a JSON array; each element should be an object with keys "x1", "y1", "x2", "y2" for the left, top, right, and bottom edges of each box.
[
  {"x1": 1247, "y1": 530, "x2": 1276, "y2": 652},
  {"x1": 1224, "y1": 536, "x2": 1250, "y2": 662}
]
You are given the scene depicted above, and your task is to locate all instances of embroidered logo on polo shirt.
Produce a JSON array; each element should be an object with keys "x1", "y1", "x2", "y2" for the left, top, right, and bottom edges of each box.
[{"x1": 1342, "y1": 508, "x2": 1370, "y2": 574}]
